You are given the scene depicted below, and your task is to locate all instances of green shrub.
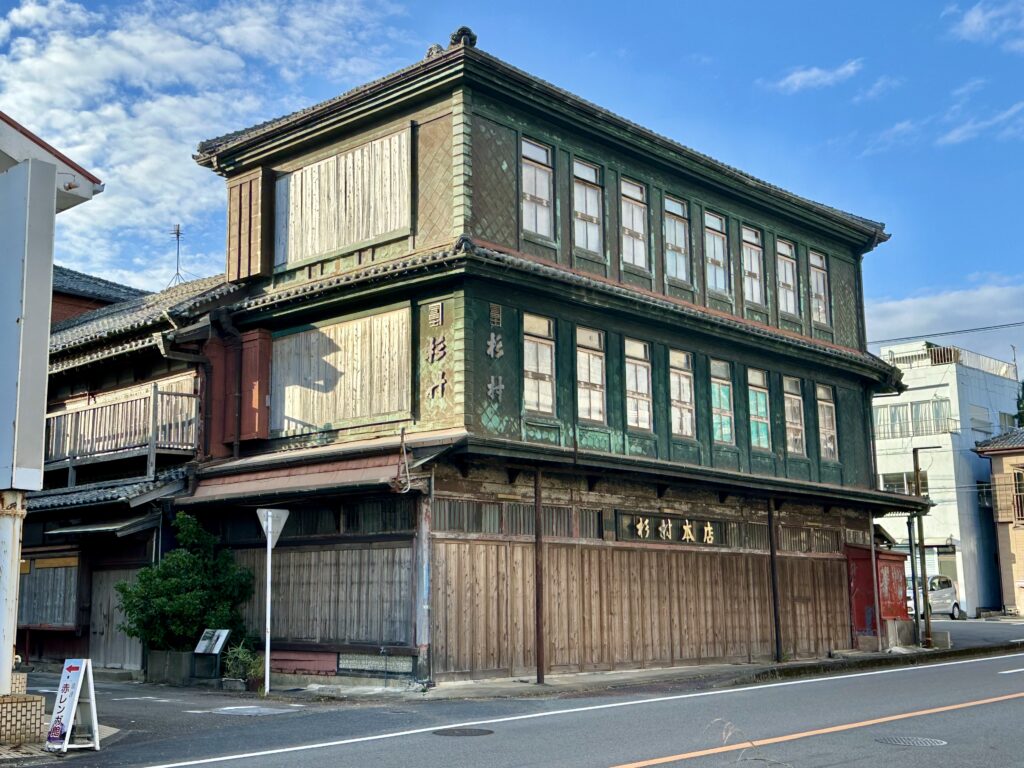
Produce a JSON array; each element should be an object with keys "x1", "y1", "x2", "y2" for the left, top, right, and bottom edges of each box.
[{"x1": 116, "y1": 513, "x2": 254, "y2": 651}]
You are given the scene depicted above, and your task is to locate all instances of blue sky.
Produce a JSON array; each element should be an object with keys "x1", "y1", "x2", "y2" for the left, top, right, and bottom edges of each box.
[{"x1": 2, "y1": 1, "x2": 1023, "y2": 362}]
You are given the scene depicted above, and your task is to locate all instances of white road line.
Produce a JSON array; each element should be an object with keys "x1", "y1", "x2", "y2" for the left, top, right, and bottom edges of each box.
[
  {"x1": 141, "y1": 651, "x2": 1024, "y2": 768},
  {"x1": 998, "y1": 667, "x2": 1024, "y2": 674}
]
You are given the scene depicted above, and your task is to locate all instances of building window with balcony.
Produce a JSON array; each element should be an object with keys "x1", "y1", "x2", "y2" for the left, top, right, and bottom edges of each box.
[
  {"x1": 576, "y1": 327, "x2": 605, "y2": 423},
  {"x1": 705, "y1": 211, "x2": 729, "y2": 294},
  {"x1": 777, "y1": 239, "x2": 799, "y2": 316},
  {"x1": 748, "y1": 369, "x2": 771, "y2": 450},
  {"x1": 784, "y1": 376, "x2": 805, "y2": 455},
  {"x1": 670, "y1": 350, "x2": 695, "y2": 438},
  {"x1": 664, "y1": 197, "x2": 689, "y2": 282},
  {"x1": 625, "y1": 338, "x2": 652, "y2": 430},
  {"x1": 711, "y1": 359, "x2": 734, "y2": 444},
  {"x1": 817, "y1": 384, "x2": 838, "y2": 461},
  {"x1": 573, "y1": 160, "x2": 602, "y2": 254},
  {"x1": 524, "y1": 313, "x2": 555, "y2": 414},
  {"x1": 810, "y1": 250, "x2": 830, "y2": 325},
  {"x1": 522, "y1": 139, "x2": 553, "y2": 239},
  {"x1": 741, "y1": 226, "x2": 764, "y2": 305},
  {"x1": 621, "y1": 180, "x2": 648, "y2": 270}
]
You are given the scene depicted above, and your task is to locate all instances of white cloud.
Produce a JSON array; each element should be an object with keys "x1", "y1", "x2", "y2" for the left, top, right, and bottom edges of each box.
[
  {"x1": 0, "y1": 0, "x2": 407, "y2": 290},
  {"x1": 936, "y1": 100, "x2": 1024, "y2": 144},
  {"x1": 866, "y1": 279, "x2": 1024, "y2": 362},
  {"x1": 853, "y1": 75, "x2": 904, "y2": 103},
  {"x1": 862, "y1": 119, "x2": 924, "y2": 156},
  {"x1": 946, "y1": 1, "x2": 1024, "y2": 52},
  {"x1": 767, "y1": 58, "x2": 863, "y2": 94}
]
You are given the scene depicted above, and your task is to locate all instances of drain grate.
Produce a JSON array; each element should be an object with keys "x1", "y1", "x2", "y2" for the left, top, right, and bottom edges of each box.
[
  {"x1": 876, "y1": 736, "x2": 947, "y2": 747},
  {"x1": 432, "y1": 728, "x2": 494, "y2": 737}
]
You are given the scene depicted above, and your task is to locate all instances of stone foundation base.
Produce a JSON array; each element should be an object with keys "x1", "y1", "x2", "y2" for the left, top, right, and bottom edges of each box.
[{"x1": 0, "y1": 685, "x2": 45, "y2": 746}]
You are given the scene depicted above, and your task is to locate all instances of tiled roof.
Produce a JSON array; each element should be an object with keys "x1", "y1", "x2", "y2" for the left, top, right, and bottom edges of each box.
[
  {"x1": 976, "y1": 428, "x2": 1024, "y2": 453},
  {"x1": 27, "y1": 470, "x2": 186, "y2": 512},
  {"x1": 196, "y1": 39, "x2": 885, "y2": 241},
  {"x1": 50, "y1": 274, "x2": 237, "y2": 355},
  {"x1": 52, "y1": 265, "x2": 149, "y2": 303}
]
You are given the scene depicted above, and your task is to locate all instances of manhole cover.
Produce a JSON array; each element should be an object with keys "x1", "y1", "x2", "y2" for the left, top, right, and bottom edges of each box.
[
  {"x1": 432, "y1": 728, "x2": 494, "y2": 737},
  {"x1": 876, "y1": 736, "x2": 947, "y2": 747}
]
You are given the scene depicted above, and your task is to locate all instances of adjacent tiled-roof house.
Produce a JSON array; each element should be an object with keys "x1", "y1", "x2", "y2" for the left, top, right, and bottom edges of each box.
[{"x1": 50, "y1": 265, "x2": 149, "y2": 324}]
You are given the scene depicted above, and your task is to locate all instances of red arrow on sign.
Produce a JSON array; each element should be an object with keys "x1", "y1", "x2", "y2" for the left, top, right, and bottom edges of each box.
[{"x1": 65, "y1": 665, "x2": 80, "y2": 673}]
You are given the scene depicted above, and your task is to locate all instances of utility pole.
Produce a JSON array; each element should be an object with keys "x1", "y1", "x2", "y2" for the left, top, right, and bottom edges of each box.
[
  {"x1": 913, "y1": 446, "x2": 940, "y2": 648},
  {"x1": 907, "y1": 516, "x2": 920, "y2": 645}
]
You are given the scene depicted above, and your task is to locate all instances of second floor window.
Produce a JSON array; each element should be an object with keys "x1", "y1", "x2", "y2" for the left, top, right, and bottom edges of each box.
[
  {"x1": 810, "y1": 250, "x2": 830, "y2": 325},
  {"x1": 777, "y1": 239, "x2": 799, "y2": 316},
  {"x1": 748, "y1": 368, "x2": 771, "y2": 450},
  {"x1": 817, "y1": 384, "x2": 838, "y2": 461},
  {"x1": 741, "y1": 226, "x2": 764, "y2": 305},
  {"x1": 521, "y1": 139, "x2": 553, "y2": 239},
  {"x1": 711, "y1": 359, "x2": 734, "y2": 444},
  {"x1": 621, "y1": 180, "x2": 648, "y2": 270},
  {"x1": 523, "y1": 313, "x2": 555, "y2": 414},
  {"x1": 576, "y1": 327, "x2": 605, "y2": 423},
  {"x1": 625, "y1": 338, "x2": 652, "y2": 429},
  {"x1": 669, "y1": 350, "x2": 695, "y2": 438},
  {"x1": 664, "y1": 197, "x2": 690, "y2": 282},
  {"x1": 573, "y1": 160, "x2": 602, "y2": 254},
  {"x1": 784, "y1": 376, "x2": 805, "y2": 455},
  {"x1": 705, "y1": 211, "x2": 729, "y2": 294}
]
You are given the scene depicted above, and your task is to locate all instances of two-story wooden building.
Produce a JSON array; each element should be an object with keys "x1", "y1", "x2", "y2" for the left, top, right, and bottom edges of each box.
[{"x1": 176, "y1": 28, "x2": 925, "y2": 682}]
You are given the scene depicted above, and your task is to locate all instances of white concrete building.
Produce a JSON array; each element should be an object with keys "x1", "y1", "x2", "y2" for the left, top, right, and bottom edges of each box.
[{"x1": 873, "y1": 341, "x2": 1019, "y2": 617}]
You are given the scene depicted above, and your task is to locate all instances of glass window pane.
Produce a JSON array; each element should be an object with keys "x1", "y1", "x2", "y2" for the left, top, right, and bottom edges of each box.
[
  {"x1": 522, "y1": 139, "x2": 549, "y2": 164},
  {"x1": 573, "y1": 160, "x2": 598, "y2": 183}
]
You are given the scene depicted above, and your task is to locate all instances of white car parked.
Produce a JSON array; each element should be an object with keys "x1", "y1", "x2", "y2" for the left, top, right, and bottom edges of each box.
[{"x1": 907, "y1": 575, "x2": 961, "y2": 619}]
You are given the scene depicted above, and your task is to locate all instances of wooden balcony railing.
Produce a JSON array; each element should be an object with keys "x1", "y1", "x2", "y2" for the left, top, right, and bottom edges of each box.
[{"x1": 45, "y1": 385, "x2": 199, "y2": 467}]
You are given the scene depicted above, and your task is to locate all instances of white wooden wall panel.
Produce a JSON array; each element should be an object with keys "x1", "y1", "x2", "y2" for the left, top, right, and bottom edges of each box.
[
  {"x1": 274, "y1": 130, "x2": 410, "y2": 267},
  {"x1": 270, "y1": 307, "x2": 411, "y2": 433}
]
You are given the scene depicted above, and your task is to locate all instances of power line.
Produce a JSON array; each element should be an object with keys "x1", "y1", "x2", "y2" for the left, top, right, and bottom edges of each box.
[{"x1": 868, "y1": 319, "x2": 1024, "y2": 346}]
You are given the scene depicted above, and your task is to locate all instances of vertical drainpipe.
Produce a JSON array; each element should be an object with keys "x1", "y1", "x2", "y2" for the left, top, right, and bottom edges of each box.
[
  {"x1": 767, "y1": 498, "x2": 783, "y2": 663},
  {"x1": 414, "y1": 467, "x2": 434, "y2": 682},
  {"x1": 534, "y1": 468, "x2": 545, "y2": 684},
  {"x1": 869, "y1": 511, "x2": 882, "y2": 652}
]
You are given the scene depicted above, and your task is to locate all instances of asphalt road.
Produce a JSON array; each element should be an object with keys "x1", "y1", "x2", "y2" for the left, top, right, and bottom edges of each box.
[
  {"x1": 938, "y1": 616, "x2": 1024, "y2": 648},
  {"x1": 24, "y1": 649, "x2": 1024, "y2": 768}
]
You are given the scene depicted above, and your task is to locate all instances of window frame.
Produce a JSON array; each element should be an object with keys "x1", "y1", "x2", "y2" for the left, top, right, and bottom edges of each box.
[
  {"x1": 572, "y1": 159, "x2": 603, "y2": 256},
  {"x1": 710, "y1": 359, "x2": 735, "y2": 445},
  {"x1": 704, "y1": 211, "x2": 730, "y2": 295},
  {"x1": 776, "y1": 239, "x2": 800, "y2": 318},
  {"x1": 809, "y1": 250, "x2": 831, "y2": 326},
  {"x1": 669, "y1": 349, "x2": 695, "y2": 439},
  {"x1": 625, "y1": 338, "x2": 653, "y2": 431},
  {"x1": 741, "y1": 226, "x2": 765, "y2": 306},
  {"x1": 521, "y1": 138, "x2": 554, "y2": 241},
  {"x1": 663, "y1": 196, "x2": 690, "y2": 284},
  {"x1": 748, "y1": 368, "x2": 771, "y2": 452},
  {"x1": 523, "y1": 313, "x2": 556, "y2": 415},
  {"x1": 816, "y1": 384, "x2": 839, "y2": 462},
  {"x1": 783, "y1": 376, "x2": 806, "y2": 456},
  {"x1": 575, "y1": 326, "x2": 606, "y2": 424},
  {"x1": 620, "y1": 179, "x2": 649, "y2": 271}
]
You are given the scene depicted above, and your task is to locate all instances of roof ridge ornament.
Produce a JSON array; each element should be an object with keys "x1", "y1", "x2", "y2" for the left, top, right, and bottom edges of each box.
[
  {"x1": 425, "y1": 43, "x2": 444, "y2": 59},
  {"x1": 448, "y1": 26, "x2": 477, "y2": 49}
]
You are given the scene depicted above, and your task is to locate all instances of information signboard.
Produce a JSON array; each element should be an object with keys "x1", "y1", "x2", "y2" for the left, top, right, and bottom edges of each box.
[
  {"x1": 45, "y1": 658, "x2": 99, "y2": 753},
  {"x1": 194, "y1": 629, "x2": 231, "y2": 656}
]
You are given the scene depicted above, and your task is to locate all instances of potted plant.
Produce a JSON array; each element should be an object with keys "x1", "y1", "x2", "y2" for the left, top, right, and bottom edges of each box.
[{"x1": 115, "y1": 513, "x2": 254, "y2": 685}]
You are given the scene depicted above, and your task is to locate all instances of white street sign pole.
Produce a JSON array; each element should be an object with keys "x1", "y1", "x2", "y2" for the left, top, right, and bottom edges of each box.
[
  {"x1": 264, "y1": 512, "x2": 271, "y2": 695},
  {"x1": 256, "y1": 508, "x2": 287, "y2": 696}
]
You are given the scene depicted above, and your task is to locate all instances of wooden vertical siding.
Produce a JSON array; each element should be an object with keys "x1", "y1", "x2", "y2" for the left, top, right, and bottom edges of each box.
[
  {"x1": 269, "y1": 307, "x2": 411, "y2": 434},
  {"x1": 430, "y1": 539, "x2": 846, "y2": 680},
  {"x1": 222, "y1": 329, "x2": 272, "y2": 442},
  {"x1": 18, "y1": 559, "x2": 78, "y2": 628},
  {"x1": 274, "y1": 130, "x2": 411, "y2": 267},
  {"x1": 234, "y1": 544, "x2": 413, "y2": 645},
  {"x1": 226, "y1": 168, "x2": 273, "y2": 281}
]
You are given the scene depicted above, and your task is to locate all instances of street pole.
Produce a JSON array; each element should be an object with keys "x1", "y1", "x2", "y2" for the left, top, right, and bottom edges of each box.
[
  {"x1": 0, "y1": 492, "x2": 25, "y2": 694},
  {"x1": 907, "y1": 516, "x2": 920, "y2": 646},
  {"x1": 868, "y1": 511, "x2": 883, "y2": 652},
  {"x1": 767, "y1": 499, "x2": 783, "y2": 663},
  {"x1": 534, "y1": 469, "x2": 545, "y2": 685},
  {"x1": 264, "y1": 511, "x2": 272, "y2": 695},
  {"x1": 913, "y1": 446, "x2": 939, "y2": 649}
]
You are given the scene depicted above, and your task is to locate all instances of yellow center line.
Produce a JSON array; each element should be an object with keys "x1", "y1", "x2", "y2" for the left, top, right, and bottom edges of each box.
[{"x1": 610, "y1": 690, "x2": 1024, "y2": 768}]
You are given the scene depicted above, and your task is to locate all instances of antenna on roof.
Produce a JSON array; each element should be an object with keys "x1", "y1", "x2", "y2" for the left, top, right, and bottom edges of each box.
[{"x1": 168, "y1": 224, "x2": 185, "y2": 287}]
